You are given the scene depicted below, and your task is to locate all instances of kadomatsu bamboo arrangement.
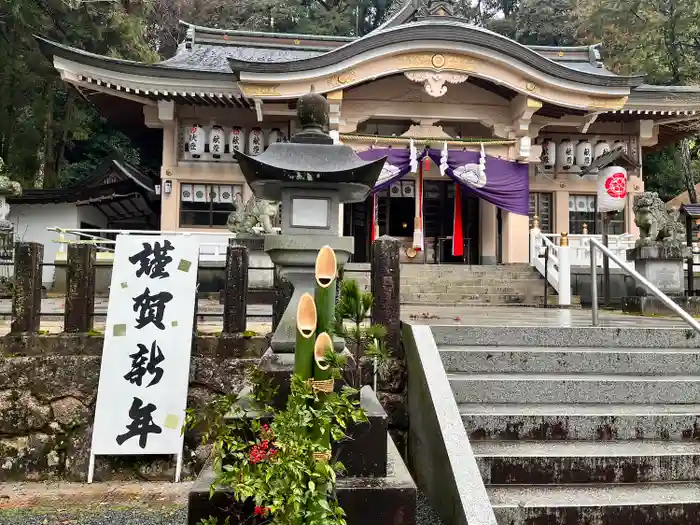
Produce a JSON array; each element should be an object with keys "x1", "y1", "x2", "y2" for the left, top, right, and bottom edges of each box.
[{"x1": 185, "y1": 245, "x2": 367, "y2": 525}]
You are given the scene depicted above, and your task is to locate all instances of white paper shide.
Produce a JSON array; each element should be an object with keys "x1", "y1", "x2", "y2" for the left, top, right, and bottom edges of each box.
[{"x1": 89, "y1": 235, "x2": 199, "y2": 481}]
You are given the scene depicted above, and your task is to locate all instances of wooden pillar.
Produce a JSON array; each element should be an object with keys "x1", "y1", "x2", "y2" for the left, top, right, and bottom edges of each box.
[
  {"x1": 64, "y1": 244, "x2": 96, "y2": 333},
  {"x1": 11, "y1": 242, "x2": 43, "y2": 334},
  {"x1": 371, "y1": 235, "x2": 401, "y2": 357},
  {"x1": 223, "y1": 243, "x2": 248, "y2": 333}
]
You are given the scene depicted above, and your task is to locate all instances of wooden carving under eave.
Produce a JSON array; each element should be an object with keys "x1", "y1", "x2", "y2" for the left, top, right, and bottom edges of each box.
[
  {"x1": 239, "y1": 84, "x2": 282, "y2": 97},
  {"x1": 297, "y1": 293, "x2": 317, "y2": 339}
]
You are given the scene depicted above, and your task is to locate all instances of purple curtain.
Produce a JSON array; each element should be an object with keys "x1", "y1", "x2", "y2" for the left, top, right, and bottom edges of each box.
[
  {"x1": 357, "y1": 148, "x2": 422, "y2": 192},
  {"x1": 426, "y1": 149, "x2": 529, "y2": 216},
  {"x1": 357, "y1": 147, "x2": 529, "y2": 216}
]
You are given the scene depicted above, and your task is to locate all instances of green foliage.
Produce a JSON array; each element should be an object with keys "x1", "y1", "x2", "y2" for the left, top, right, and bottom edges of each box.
[
  {"x1": 0, "y1": 0, "x2": 156, "y2": 189},
  {"x1": 184, "y1": 363, "x2": 367, "y2": 525},
  {"x1": 332, "y1": 278, "x2": 391, "y2": 388}
]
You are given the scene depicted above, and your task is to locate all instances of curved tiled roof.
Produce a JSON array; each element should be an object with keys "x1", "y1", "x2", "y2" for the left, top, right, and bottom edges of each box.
[
  {"x1": 227, "y1": 20, "x2": 645, "y2": 88},
  {"x1": 159, "y1": 43, "x2": 323, "y2": 73}
]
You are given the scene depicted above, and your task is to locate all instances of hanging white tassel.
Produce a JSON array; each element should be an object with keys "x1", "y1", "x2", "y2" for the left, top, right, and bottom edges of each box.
[
  {"x1": 440, "y1": 141, "x2": 449, "y2": 176},
  {"x1": 409, "y1": 139, "x2": 418, "y2": 173},
  {"x1": 480, "y1": 142, "x2": 486, "y2": 175}
]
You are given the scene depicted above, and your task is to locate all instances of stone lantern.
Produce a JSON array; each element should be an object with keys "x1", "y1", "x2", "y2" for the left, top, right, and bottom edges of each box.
[
  {"x1": 234, "y1": 92, "x2": 386, "y2": 354},
  {"x1": 0, "y1": 158, "x2": 21, "y2": 232}
]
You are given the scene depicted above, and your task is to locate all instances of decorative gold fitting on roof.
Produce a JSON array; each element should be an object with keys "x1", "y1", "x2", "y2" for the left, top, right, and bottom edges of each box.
[
  {"x1": 532, "y1": 215, "x2": 540, "y2": 229},
  {"x1": 582, "y1": 223, "x2": 588, "y2": 235},
  {"x1": 560, "y1": 232, "x2": 569, "y2": 247}
]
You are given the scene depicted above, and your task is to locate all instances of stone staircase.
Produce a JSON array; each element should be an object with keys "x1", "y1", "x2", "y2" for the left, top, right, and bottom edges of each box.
[
  {"x1": 348, "y1": 263, "x2": 572, "y2": 307},
  {"x1": 432, "y1": 324, "x2": 700, "y2": 524}
]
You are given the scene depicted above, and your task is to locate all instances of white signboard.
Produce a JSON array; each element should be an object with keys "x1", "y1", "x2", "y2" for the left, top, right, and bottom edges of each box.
[{"x1": 88, "y1": 235, "x2": 199, "y2": 483}]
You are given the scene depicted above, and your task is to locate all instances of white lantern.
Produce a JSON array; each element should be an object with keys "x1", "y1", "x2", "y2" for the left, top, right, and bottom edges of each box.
[
  {"x1": 267, "y1": 128, "x2": 286, "y2": 148},
  {"x1": 209, "y1": 125, "x2": 225, "y2": 159},
  {"x1": 597, "y1": 166, "x2": 627, "y2": 213},
  {"x1": 249, "y1": 127, "x2": 264, "y2": 157},
  {"x1": 541, "y1": 138, "x2": 556, "y2": 171},
  {"x1": 229, "y1": 127, "x2": 246, "y2": 156},
  {"x1": 594, "y1": 139, "x2": 610, "y2": 159},
  {"x1": 558, "y1": 139, "x2": 574, "y2": 171},
  {"x1": 575, "y1": 139, "x2": 593, "y2": 169},
  {"x1": 613, "y1": 139, "x2": 628, "y2": 154},
  {"x1": 188, "y1": 125, "x2": 205, "y2": 158}
]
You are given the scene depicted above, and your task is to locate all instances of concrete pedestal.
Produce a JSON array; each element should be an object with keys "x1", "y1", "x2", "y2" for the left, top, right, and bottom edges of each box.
[
  {"x1": 623, "y1": 244, "x2": 692, "y2": 315},
  {"x1": 265, "y1": 234, "x2": 354, "y2": 353}
]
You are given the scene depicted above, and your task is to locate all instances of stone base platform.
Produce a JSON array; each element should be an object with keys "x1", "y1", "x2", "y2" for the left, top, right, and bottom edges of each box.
[
  {"x1": 622, "y1": 295, "x2": 700, "y2": 316},
  {"x1": 187, "y1": 435, "x2": 415, "y2": 525}
]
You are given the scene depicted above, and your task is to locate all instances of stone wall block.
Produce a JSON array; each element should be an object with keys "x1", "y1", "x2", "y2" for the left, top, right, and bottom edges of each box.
[
  {"x1": 0, "y1": 390, "x2": 51, "y2": 434},
  {"x1": 0, "y1": 356, "x2": 100, "y2": 405},
  {"x1": 223, "y1": 244, "x2": 249, "y2": 333},
  {"x1": 11, "y1": 242, "x2": 44, "y2": 334},
  {"x1": 50, "y1": 396, "x2": 90, "y2": 428},
  {"x1": 64, "y1": 244, "x2": 97, "y2": 333},
  {"x1": 371, "y1": 236, "x2": 401, "y2": 358}
]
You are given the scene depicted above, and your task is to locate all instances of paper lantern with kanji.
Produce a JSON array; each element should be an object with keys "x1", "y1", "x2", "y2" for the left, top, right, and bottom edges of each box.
[
  {"x1": 267, "y1": 128, "x2": 286, "y2": 148},
  {"x1": 540, "y1": 138, "x2": 556, "y2": 171},
  {"x1": 597, "y1": 166, "x2": 628, "y2": 213},
  {"x1": 209, "y1": 125, "x2": 225, "y2": 159},
  {"x1": 249, "y1": 127, "x2": 264, "y2": 157},
  {"x1": 558, "y1": 139, "x2": 574, "y2": 171},
  {"x1": 575, "y1": 139, "x2": 592, "y2": 169},
  {"x1": 229, "y1": 127, "x2": 246, "y2": 156},
  {"x1": 188, "y1": 125, "x2": 205, "y2": 157}
]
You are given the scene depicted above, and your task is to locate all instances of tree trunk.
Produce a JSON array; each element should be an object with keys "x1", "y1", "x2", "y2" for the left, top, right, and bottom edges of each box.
[
  {"x1": 42, "y1": 93, "x2": 55, "y2": 188},
  {"x1": 680, "y1": 139, "x2": 697, "y2": 204}
]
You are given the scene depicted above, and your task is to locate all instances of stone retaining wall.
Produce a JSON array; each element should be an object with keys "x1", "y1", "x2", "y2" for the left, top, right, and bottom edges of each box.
[
  {"x1": 0, "y1": 334, "x2": 267, "y2": 482},
  {"x1": 0, "y1": 333, "x2": 408, "y2": 481}
]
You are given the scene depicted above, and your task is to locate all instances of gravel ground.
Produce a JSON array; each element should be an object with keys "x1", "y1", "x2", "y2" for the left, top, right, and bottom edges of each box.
[
  {"x1": 0, "y1": 489, "x2": 444, "y2": 525},
  {"x1": 0, "y1": 508, "x2": 187, "y2": 525}
]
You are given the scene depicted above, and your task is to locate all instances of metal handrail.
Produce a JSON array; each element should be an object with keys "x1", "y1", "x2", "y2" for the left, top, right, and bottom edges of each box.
[{"x1": 589, "y1": 237, "x2": 700, "y2": 334}]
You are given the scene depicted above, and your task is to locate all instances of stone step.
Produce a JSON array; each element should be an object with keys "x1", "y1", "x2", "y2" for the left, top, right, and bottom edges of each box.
[
  {"x1": 440, "y1": 346, "x2": 700, "y2": 375},
  {"x1": 402, "y1": 292, "x2": 551, "y2": 305},
  {"x1": 431, "y1": 326, "x2": 700, "y2": 349},
  {"x1": 400, "y1": 263, "x2": 532, "y2": 273},
  {"x1": 448, "y1": 373, "x2": 700, "y2": 404},
  {"x1": 401, "y1": 282, "x2": 547, "y2": 294},
  {"x1": 489, "y1": 483, "x2": 700, "y2": 524},
  {"x1": 459, "y1": 403, "x2": 700, "y2": 441},
  {"x1": 473, "y1": 440, "x2": 700, "y2": 484}
]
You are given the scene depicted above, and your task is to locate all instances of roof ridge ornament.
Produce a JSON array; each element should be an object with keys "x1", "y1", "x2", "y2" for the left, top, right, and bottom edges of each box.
[{"x1": 415, "y1": 0, "x2": 462, "y2": 20}]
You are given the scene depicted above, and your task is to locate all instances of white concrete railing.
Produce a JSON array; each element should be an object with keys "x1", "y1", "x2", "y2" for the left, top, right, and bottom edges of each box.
[
  {"x1": 529, "y1": 227, "x2": 571, "y2": 306},
  {"x1": 544, "y1": 233, "x2": 636, "y2": 270},
  {"x1": 49, "y1": 227, "x2": 237, "y2": 263}
]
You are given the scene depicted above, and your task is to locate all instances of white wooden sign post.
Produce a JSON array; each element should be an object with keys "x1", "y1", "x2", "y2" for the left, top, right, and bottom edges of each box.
[{"x1": 88, "y1": 234, "x2": 199, "y2": 483}]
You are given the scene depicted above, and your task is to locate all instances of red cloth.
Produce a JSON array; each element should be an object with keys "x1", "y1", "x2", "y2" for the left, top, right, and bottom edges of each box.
[
  {"x1": 452, "y1": 184, "x2": 464, "y2": 257},
  {"x1": 371, "y1": 193, "x2": 378, "y2": 242}
]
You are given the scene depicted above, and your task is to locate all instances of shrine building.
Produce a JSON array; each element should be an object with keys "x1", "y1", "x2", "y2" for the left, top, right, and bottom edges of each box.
[{"x1": 37, "y1": 0, "x2": 700, "y2": 264}]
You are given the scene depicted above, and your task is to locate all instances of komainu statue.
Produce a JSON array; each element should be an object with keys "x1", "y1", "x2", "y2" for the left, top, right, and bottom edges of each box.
[
  {"x1": 633, "y1": 192, "x2": 686, "y2": 248},
  {"x1": 227, "y1": 194, "x2": 280, "y2": 235}
]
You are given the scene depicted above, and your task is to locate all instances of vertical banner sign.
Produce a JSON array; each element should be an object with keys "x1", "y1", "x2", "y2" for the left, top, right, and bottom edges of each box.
[{"x1": 88, "y1": 235, "x2": 199, "y2": 483}]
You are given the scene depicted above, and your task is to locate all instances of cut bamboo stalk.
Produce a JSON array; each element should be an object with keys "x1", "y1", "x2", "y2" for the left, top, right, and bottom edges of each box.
[
  {"x1": 315, "y1": 245, "x2": 337, "y2": 336},
  {"x1": 313, "y1": 332, "x2": 333, "y2": 381},
  {"x1": 313, "y1": 332, "x2": 334, "y2": 450},
  {"x1": 295, "y1": 292, "x2": 317, "y2": 380}
]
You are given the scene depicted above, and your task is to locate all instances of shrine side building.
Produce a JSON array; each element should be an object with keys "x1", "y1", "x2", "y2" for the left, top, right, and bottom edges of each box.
[{"x1": 37, "y1": 0, "x2": 700, "y2": 264}]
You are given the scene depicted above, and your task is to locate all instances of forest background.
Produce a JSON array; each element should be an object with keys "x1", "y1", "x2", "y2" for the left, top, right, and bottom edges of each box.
[{"x1": 1, "y1": 0, "x2": 699, "y2": 201}]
